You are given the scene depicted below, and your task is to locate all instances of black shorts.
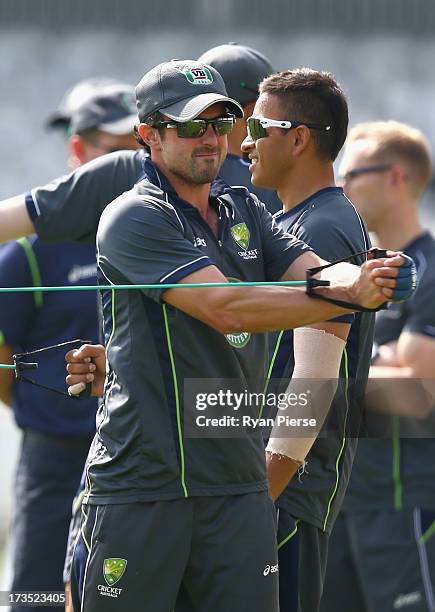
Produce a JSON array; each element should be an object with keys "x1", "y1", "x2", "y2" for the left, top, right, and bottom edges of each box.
[
  {"x1": 71, "y1": 491, "x2": 278, "y2": 612},
  {"x1": 277, "y1": 509, "x2": 329, "y2": 612},
  {"x1": 321, "y1": 509, "x2": 435, "y2": 612}
]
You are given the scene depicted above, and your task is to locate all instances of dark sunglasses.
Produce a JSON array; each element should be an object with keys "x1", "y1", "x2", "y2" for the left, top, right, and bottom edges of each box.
[
  {"x1": 247, "y1": 116, "x2": 331, "y2": 141},
  {"x1": 152, "y1": 114, "x2": 236, "y2": 139},
  {"x1": 340, "y1": 164, "x2": 392, "y2": 183}
]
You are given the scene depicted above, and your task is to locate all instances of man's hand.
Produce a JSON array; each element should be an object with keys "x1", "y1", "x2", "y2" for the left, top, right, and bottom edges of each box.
[
  {"x1": 315, "y1": 252, "x2": 417, "y2": 311},
  {"x1": 352, "y1": 252, "x2": 417, "y2": 308},
  {"x1": 65, "y1": 343, "x2": 106, "y2": 397}
]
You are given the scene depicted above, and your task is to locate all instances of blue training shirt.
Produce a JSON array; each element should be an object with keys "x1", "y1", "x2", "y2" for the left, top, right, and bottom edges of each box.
[{"x1": 0, "y1": 235, "x2": 99, "y2": 438}]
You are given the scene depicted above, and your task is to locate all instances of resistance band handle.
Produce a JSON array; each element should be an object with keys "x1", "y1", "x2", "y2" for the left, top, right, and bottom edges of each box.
[
  {"x1": 305, "y1": 247, "x2": 389, "y2": 312},
  {"x1": 13, "y1": 338, "x2": 93, "y2": 400}
]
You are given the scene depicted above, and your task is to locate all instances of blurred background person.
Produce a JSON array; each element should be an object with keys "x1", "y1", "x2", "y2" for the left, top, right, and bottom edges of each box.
[
  {"x1": 321, "y1": 121, "x2": 435, "y2": 612},
  {"x1": 0, "y1": 83, "x2": 139, "y2": 611}
]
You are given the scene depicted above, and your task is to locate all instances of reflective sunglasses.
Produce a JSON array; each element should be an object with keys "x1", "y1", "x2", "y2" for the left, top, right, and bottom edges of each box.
[
  {"x1": 340, "y1": 164, "x2": 392, "y2": 183},
  {"x1": 152, "y1": 114, "x2": 235, "y2": 138},
  {"x1": 247, "y1": 116, "x2": 331, "y2": 141}
]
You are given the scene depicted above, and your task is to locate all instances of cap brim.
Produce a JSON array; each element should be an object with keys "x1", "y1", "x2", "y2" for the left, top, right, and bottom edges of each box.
[
  {"x1": 99, "y1": 114, "x2": 138, "y2": 135},
  {"x1": 45, "y1": 111, "x2": 70, "y2": 129},
  {"x1": 162, "y1": 93, "x2": 243, "y2": 122}
]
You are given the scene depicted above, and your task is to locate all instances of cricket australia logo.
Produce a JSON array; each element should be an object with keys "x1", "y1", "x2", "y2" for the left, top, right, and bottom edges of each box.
[
  {"x1": 225, "y1": 278, "x2": 251, "y2": 349},
  {"x1": 103, "y1": 558, "x2": 127, "y2": 586},
  {"x1": 230, "y1": 223, "x2": 258, "y2": 260},
  {"x1": 98, "y1": 558, "x2": 127, "y2": 599},
  {"x1": 231, "y1": 223, "x2": 250, "y2": 250},
  {"x1": 177, "y1": 64, "x2": 214, "y2": 85}
]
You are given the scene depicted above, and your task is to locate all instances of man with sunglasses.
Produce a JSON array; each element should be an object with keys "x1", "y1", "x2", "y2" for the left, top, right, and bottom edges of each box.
[
  {"x1": 241, "y1": 68, "x2": 378, "y2": 612},
  {"x1": 0, "y1": 43, "x2": 278, "y2": 246},
  {"x1": 322, "y1": 121, "x2": 435, "y2": 612},
  {"x1": 60, "y1": 60, "x2": 415, "y2": 612},
  {"x1": 198, "y1": 42, "x2": 282, "y2": 214}
]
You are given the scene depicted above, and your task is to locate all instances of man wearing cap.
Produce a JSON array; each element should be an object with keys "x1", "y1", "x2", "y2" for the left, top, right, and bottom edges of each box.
[
  {"x1": 0, "y1": 85, "x2": 139, "y2": 611},
  {"x1": 0, "y1": 43, "x2": 279, "y2": 246},
  {"x1": 46, "y1": 76, "x2": 132, "y2": 132},
  {"x1": 198, "y1": 42, "x2": 282, "y2": 213},
  {"x1": 61, "y1": 60, "x2": 412, "y2": 612}
]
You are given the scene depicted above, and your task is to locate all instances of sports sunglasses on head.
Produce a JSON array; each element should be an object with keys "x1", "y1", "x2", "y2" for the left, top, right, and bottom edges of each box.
[
  {"x1": 247, "y1": 116, "x2": 331, "y2": 141},
  {"x1": 151, "y1": 114, "x2": 236, "y2": 138}
]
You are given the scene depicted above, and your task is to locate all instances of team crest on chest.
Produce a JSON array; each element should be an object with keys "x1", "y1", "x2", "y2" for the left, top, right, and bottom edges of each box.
[
  {"x1": 231, "y1": 223, "x2": 250, "y2": 250},
  {"x1": 230, "y1": 223, "x2": 258, "y2": 260}
]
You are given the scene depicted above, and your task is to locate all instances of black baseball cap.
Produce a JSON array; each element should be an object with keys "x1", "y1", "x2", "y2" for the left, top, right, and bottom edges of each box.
[
  {"x1": 46, "y1": 77, "x2": 132, "y2": 130},
  {"x1": 69, "y1": 86, "x2": 138, "y2": 135},
  {"x1": 135, "y1": 60, "x2": 244, "y2": 123},
  {"x1": 197, "y1": 43, "x2": 274, "y2": 106}
]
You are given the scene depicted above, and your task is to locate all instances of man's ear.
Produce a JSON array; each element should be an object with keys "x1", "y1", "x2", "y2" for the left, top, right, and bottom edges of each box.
[
  {"x1": 137, "y1": 123, "x2": 160, "y2": 150},
  {"x1": 390, "y1": 164, "x2": 407, "y2": 187},
  {"x1": 68, "y1": 135, "x2": 86, "y2": 169},
  {"x1": 292, "y1": 125, "x2": 312, "y2": 157}
]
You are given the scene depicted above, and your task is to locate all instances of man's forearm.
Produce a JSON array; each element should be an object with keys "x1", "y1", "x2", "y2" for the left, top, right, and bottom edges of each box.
[
  {"x1": 0, "y1": 196, "x2": 35, "y2": 243},
  {"x1": 215, "y1": 284, "x2": 356, "y2": 333}
]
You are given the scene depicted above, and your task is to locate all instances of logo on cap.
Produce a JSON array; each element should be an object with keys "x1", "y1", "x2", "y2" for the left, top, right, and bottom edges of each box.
[{"x1": 177, "y1": 65, "x2": 214, "y2": 85}]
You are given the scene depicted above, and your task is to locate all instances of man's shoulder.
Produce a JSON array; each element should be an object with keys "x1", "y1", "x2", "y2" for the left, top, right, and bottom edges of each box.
[
  {"x1": 282, "y1": 190, "x2": 364, "y2": 237},
  {"x1": 99, "y1": 181, "x2": 180, "y2": 235}
]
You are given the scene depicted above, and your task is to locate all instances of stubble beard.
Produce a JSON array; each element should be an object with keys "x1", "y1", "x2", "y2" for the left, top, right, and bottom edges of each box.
[{"x1": 169, "y1": 146, "x2": 225, "y2": 186}]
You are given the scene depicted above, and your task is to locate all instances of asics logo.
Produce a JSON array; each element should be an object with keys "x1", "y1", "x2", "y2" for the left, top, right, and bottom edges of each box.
[{"x1": 263, "y1": 563, "x2": 279, "y2": 576}]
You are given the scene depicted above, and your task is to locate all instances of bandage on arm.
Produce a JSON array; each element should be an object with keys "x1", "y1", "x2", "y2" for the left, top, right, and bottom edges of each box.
[{"x1": 266, "y1": 326, "x2": 346, "y2": 500}]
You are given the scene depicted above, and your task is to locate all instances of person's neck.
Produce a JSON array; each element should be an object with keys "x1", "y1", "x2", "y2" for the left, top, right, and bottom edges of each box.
[
  {"x1": 373, "y1": 208, "x2": 424, "y2": 251},
  {"x1": 278, "y1": 162, "x2": 335, "y2": 212}
]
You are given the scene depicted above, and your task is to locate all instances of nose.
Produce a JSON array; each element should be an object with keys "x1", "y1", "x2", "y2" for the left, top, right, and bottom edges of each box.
[
  {"x1": 241, "y1": 133, "x2": 255, "y2": 154},
  {"x1": 201, "y1": 123, "x2": 220, "y2": 144}
]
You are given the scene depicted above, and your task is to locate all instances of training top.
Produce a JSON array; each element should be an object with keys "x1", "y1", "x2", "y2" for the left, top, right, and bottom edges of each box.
[
  {"x1": 343, "y1": 231, "x2": 435, "y2": 513},
  {"x1": 0, "y1": 236, "x2": 99, "y2": 438},
  {"x1": 83, "y1": 157, "x2": 311, "y2": 505},
  {"x1": 25, "y1": 151, "x2": 281, "y2": 246},
  {"x1": 270, "y1": 187, "x2": 374, "y2": 534}
]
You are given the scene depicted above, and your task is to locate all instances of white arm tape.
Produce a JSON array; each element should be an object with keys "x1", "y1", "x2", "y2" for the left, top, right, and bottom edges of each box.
[{"x1": 266, "y1": 327, "x2": 346, "y2": 461}]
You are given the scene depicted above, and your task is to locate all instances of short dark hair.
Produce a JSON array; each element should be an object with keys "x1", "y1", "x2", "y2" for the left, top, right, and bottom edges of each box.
[{"x1": 259, "y1": 68, "x2": 348, "y2": 161}]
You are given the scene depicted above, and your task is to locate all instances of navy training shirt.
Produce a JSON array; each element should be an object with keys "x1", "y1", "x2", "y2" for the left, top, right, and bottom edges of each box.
[
  {"x1": 344, "y1": 231, "x2": 435, "y2": 512},
  {"x1": 269, "y1": 187, "x2": 375, "y2": 534},
  {"x1": 0, "y1": 236, "x2": 99, "y2": 438},
  {"x1": 84, "y1": 157, "x2": 312, "y2": 505}
]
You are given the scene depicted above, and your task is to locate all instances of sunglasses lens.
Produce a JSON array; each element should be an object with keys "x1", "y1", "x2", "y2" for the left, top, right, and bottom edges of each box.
[
  {"x1": 215, "y1": 118, "x2": 235, "y2": 136},
  {"x1": 247, "y1": 118, "x2": 267, "y2": 141},
  {"x1": 175, "y1": 116, "x2": 235, "y2": 138},
  {"x1": 177, "y1": 121, "x2": 207, "y2": 138}
]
